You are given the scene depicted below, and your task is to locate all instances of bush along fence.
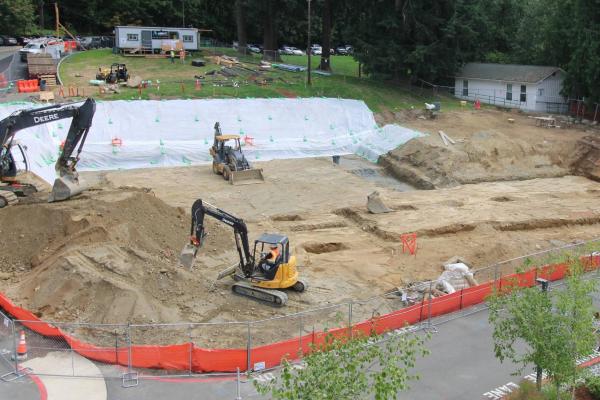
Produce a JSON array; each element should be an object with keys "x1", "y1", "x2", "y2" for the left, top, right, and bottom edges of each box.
[{"x1": 0, "y1": 240, "x2": 598, "y2": 384}]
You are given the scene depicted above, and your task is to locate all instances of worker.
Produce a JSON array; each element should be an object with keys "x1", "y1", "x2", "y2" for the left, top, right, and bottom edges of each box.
[
  {"x1": 179, "y1": 49, "x2": 185, "y2": 64},
  {"x1": 261, "y1": 244, "x2": 280, "y2": 279},
  {"x1": 170, "y1": 49, "x2": 175, "y2": 64}
]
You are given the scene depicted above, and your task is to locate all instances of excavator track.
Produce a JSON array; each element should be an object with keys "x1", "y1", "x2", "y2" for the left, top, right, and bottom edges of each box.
[
  {"x1": 0, "y1": 191, "x2": 18, "y2": 209},
  {"x1": 231, "y1": 281, "x2": 288, "y2": 307}
]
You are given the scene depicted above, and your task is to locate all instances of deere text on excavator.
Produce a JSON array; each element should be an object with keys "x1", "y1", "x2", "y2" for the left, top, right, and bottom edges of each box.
[
  {"x1": 210, "y1": 122, "x2": 264, "y2": 185},
  {"x1": 0, "y1": 98, "x2": 96, "y2": 208},
  {"x1": 179, "y1": 199, "x2": 306, "y2": 306}
]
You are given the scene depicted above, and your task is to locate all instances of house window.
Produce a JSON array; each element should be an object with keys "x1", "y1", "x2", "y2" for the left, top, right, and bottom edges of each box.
[
  {"x1": 506, "y1": 84, "x2": 512, "y2": 101},
  {"x1": 183, "y1": 35, "x2": 194, "y2": 43},
  {"x1": 127, "y1": 34, "x2": 138, "y2": 41},
  {"x1": 520, "y1": 85, "x2": 527, "y2": 102},
  {"x1": 462, "y1": 80, "x2": 468, "y2": 96},
  {"x1": 538, "y1": 88, "x2": 544, "y2": 97}
]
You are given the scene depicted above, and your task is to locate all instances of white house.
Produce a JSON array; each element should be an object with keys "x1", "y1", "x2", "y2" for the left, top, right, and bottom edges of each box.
[
  {"x1": 454, "y1": 63, "x2": 568, "y2": 113},
  {"x1": 115, "y1": 26, "x2": 199, "y2": 52}
]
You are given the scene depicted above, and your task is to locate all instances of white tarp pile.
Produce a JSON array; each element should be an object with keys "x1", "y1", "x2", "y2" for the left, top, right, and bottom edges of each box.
[{"x1": 0, "y1": 98, "x2": 423, "y2": 184}]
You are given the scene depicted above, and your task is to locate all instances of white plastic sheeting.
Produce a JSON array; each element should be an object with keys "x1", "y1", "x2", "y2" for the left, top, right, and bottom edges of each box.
[{"x1": 0, "y1": 98, "x2": 423, "y2": 184}]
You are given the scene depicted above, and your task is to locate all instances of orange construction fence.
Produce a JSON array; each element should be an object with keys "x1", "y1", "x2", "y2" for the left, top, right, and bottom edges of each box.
[{"x1": 0, "y1": 254, "x2": 597, "y2": 373}]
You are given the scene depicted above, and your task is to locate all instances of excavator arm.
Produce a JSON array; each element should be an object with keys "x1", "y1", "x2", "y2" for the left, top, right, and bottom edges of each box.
[
  {"x1": 0, "y1": 98, "x2": 96, "y2": 204},
  {"x1": 180, "y1": 199, "x2": 255, "y2": 275}
]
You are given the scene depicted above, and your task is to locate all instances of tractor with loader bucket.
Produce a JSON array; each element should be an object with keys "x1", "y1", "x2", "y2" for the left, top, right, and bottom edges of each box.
[{"x1": 210, "y1": 122, "x2": 264, "y2": 185}]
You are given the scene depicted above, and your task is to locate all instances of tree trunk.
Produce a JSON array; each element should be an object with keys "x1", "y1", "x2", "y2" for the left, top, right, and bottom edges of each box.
[
  {"x1": 234, "y1": 0, "x2": 247, "y2": 54},
  {"x1": 39, "y1": 0, "x2": 45, "y2": 29},
  {"x1": 262, "y1": 0, "x2": 281, "y2": 61},
  {"x1": 319, "y1": 0, "x2": 332, "y2": 71}
]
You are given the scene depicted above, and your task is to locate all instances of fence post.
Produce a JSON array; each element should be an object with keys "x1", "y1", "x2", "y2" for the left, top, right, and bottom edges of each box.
[
  {"x1": 493, "y1": 263, "x2": 499, "y2": 286},
  {"x1": 188, "y1": 324, "x2": 193, "y2": 376},
  {"x1": 427, "y1": 281, "x2": 433, "y2": 330},
  {"x1": 298, "y1": 315, "x2": 303, "y2": 355},
  {"x1": 11, "y1": 321, "x2": 17, "y2": 374},
  {"x1": 121, "y1": 323, "x2": 139, "y2": 387},
  {"x1": 235, "y1": 367, "x2": 242, "y2": 400},
  {"x1": 348, "y1": 301, "x2": 353, "y2": 339},
  {"x1": 594, "y1": 103, "x2": 599, "y2": 123},
  {"x1": 246, "y1": 322, "x2": 252, "y2": 374}
]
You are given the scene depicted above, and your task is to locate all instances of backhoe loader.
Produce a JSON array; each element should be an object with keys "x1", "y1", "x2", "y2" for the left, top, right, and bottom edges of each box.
[{"x1": 210, "y1": 122, "x2": 264, "y2": 185}]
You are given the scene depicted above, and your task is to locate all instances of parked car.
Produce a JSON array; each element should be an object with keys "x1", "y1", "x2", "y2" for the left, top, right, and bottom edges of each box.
[
  {"x1": 16, "y1": 36, "x2": 30, "y2": 46},
  {"x1": 0, "y1": 35, "x2": 18, "y2": 46},
  {"x1": 310, "y1": 44, "x2": 322, "y2": 55},
  {"x1": 247, "y1": 44, "x2": 261, "y2": 54},
  {"x1": 336, "y1": 45, "x2": 353, "y2": 55},
  {"x1": 289, "y1": 47, "x2": 304, "y2": 56},
  {"x1": 100, "y1": 36, "x2": 114, "y2": 48},
  {"x1": 19, "y1": 41, "x2": 47, "y2": 62},
  {"x1": 279, "y1": 45, "x2": 294, "y2": 55}
]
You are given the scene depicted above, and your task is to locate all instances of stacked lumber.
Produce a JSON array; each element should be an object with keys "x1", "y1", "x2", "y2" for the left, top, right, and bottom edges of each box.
[
  {"x1": 206, "y1": 55, "x2": 241, "y2": 68},
  {"x1": 27, "y1": 54, "x2": 56, "y2": 79}
]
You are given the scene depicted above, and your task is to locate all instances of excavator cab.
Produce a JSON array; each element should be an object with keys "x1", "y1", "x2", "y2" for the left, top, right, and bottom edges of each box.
[
  {"x1": 0, "y1": 98, "x2": 96, "y2": 208},
  {"x1": 179, "y1": 199, "x2": 306, "y2": 306}
]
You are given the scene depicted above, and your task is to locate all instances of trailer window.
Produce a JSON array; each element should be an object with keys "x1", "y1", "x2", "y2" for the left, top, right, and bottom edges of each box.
[
  {"x1": 506, "y1": 84, "x2": 512, "y2": 101},
  {"x1": 152, "y1": 31, "x2": 178, "y2": 40},
  {"x1": 183, "y1": 35, "x2": 194, "y2": 42},
  {"x1": 126, "y1": 34, "x2": 138, "y2": 41},
  {"x1": 520, "y1": 85, "x2": 527, "y2": 102},
  {"x1": 462, "y1": 80, "x2": 468, "y2": 96}
]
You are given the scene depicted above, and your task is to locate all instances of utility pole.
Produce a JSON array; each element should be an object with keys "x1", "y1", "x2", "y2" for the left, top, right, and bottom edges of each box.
[
  {"x1": 182, "y1": 0, "x2": 185, "y2": 27},
  {"x1": 307, "y1": 0, "x2": 312, "y2": 86}
]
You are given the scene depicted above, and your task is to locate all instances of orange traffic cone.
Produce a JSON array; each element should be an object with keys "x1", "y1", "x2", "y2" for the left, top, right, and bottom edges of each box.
[{"x1": 16, "y1": 330, "x2": 27, "y2": 360}]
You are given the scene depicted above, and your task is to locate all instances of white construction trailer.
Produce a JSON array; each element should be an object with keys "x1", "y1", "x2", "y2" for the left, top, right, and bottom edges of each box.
[{"x1": 114, "y1": 26, "x2": 199, "y2": 52}]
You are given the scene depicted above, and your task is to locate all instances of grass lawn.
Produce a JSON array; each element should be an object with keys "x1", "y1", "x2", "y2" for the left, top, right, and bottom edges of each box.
[{"x1": 59, "y1": 48, "x2": 458, "y2": 113}]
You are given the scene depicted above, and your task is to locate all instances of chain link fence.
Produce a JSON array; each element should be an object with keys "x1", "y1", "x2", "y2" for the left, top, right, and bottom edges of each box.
[{"x1": 0, "y1": 238, "x2": 597, "y2": 386}]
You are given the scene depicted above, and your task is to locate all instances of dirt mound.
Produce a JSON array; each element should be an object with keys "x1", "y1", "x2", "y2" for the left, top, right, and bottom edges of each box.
[
  {"x1": 381, "y1": 129, "x2": 576, "y2": 188},
  {"x1": 572, "y1": 135, "x2": 600, "y2": 182},
  {"x1": 303, "y1": 242, "x2": 349, "y2": 254},
  {"x1": 376, "y1": 109, "x2": 589, "y2": 189},
  {"x1": 0, "y1": 189, "x2": 233, "y2": 325}
]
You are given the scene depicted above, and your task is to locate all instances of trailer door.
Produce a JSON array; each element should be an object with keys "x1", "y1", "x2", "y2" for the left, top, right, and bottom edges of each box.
[{"x1": 141, "y1": 30, "x2": 152, "y2": 50}]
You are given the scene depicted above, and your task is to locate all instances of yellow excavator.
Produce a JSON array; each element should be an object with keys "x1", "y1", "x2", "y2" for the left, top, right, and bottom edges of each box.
[
  {"x1": 179, "y1": 199, "x2": 306, "y2": 306},
  {"x1": 0, "y1": 98, "x2": 96, "y2": 208},
  {"x1": 210, "y1": 122, "x2": 264, "y2": 185}
]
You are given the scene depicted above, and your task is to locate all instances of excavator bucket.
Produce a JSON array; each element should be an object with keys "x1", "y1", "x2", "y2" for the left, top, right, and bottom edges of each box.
[
  {"x1": 48, "y1": 175, "x2": 87, "y2": 203},
  {"x1": 179, "y1": 244, "x2": 198, "y2": 270},
  {"x1": 367, "y1": 191, "x2": 392, "y2": 214},
  {"x1": 230, "y1": 169, "x2": 265, "y2": 185}
]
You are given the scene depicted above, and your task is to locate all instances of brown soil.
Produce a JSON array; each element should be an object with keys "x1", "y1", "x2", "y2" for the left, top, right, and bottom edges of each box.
[
  {"x1": 379, "y1": 108, "x2": 598, "y2": 189},
  {"x1": 0, "y1": 188, "x2": 235, "y2": 328},
  {"x1": 0, "y1": 108, "x2": 599, "y2": 349}
]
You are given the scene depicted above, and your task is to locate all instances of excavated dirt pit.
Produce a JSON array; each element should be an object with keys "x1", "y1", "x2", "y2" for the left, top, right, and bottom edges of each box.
[{"x1": 0, "y1": 108, "x2": 599, "y2": 350}]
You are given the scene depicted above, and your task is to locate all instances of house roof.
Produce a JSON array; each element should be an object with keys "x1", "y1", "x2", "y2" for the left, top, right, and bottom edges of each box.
[{"x1": 456, "y1": 63, "x2": 564, "y2": 84}]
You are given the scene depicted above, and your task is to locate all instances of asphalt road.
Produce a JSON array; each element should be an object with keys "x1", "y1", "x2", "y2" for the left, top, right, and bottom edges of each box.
[{"x1": 0, "y1": 48, "x2": 27, "y2": 83}]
